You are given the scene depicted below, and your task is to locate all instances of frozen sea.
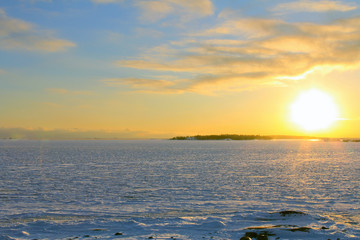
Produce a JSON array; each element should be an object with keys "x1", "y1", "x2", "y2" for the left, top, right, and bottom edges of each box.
[{"x1": 0, "y1": 139, "x2": 359, "y2": 240}]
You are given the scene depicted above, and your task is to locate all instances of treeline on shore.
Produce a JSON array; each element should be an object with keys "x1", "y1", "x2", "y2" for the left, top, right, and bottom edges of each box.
[
  {"x1": 170, "y1": 134, "x2": 271, "y2": 140},
  {"x1": 170, "y1": 134, "x2": 360, "y2": 142},
  {"x1": 169, "y1": 134, "x2": 317, "y2": 141}
]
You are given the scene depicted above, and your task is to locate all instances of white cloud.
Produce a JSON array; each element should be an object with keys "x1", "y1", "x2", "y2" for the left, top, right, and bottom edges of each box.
[
  {"x1": 29, "y1": 0, "x2": 52, "y2": 3},
  {"x1": 169, "y1": 0, "x2": 213, "y2": 16},
  {"x1": 91, "y1": 0, "x2": 123, "y2": 3},
  {"x1": 92, "y1": 0, "x2": 214, "y2": 23},
  {"x1": 0, "y1": 11, "x2": 32, "y2": 36},
  {"x1": 46, "y1": 88, "x2": 94, "y2": 95},
  {"x1": 272, "y1": 0, "x2": 357, "y2": 14},
  {"x1": 135, "y1": 1, "x2": 174, "y2": 22},
  {"x1": 102, "y1": 77, "x2": 185, "y2": 93},
  {"x1": 193, "y1": 18, "x2": 285, "y2": 39},
  {"x1": 112, "y1": 16, "x2": 360, "y2": 94},
  {"x1": 135, "y1": 27, "x2": 164, "y2": 38},
  {"x1": 0, "y1": 8, "x2": 75, "y2": 52}
]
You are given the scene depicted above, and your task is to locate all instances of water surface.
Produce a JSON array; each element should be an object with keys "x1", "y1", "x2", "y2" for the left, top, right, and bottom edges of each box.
[{"x1": 0, "y1": 140, "x2": 359, "y2": 239}]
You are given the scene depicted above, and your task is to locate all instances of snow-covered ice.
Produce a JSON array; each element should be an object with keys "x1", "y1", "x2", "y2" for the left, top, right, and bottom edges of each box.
[{"x1": 0, "y1": 140, "x2": 359, "y2": 239}]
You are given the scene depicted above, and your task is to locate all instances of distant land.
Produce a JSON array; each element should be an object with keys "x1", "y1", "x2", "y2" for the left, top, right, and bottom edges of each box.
[
  {"x1": 170, "y1": 134, "x2": 360, "y2": 142},
  {"x1": 0, "y1": 127, "x2": 158, "y2": 140},
  {"x1": 0, "y1": 128, "x2": 359, "y2": 141}
]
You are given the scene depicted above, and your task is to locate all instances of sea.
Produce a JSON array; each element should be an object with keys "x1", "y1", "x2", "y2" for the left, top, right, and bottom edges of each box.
[{"x1": 0, "y1": 139, "x2": 359, "y2": 240}]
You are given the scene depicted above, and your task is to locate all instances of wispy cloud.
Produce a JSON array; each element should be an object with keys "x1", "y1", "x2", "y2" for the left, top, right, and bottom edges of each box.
[
  {"x1": 272, "y1": 0, "x2": 357, "y2": 14},
  {"x1": 91, "y1": 0, "x2": 124, "y2": 3},
  {"x1": 103, "y1": 77, "x2": 186, "y2": 94},
  {"x1": 135, "y1": 27, "x2": 164, "y2": 38},
  {"x1": 138, "y1": 0, "x2": 214, "y2": 22},
  {"x1": 193, "y1": 18, "x2": 285, "y2": 38},
  {"x1": 135, "y1": 1, "x2": 174, "y2": 23},
  {"x1": 27, "y1": 0, "x2": 53, "y2": 3},
  {"x1": 103, "y1": 77, "x2": 174, "y2": 88},
  {"x1": 47, "y1": 88, "x2": 94, "y2": 95},
  {"x1": 111, "y1": 15, "x2": 360, "y2": 94},
  {"x1": 92, "y1": 0, "x2": 214, "y2": 23},
  {"x1": 0, "y1": 8, "x2": 75, "y2": 52}
]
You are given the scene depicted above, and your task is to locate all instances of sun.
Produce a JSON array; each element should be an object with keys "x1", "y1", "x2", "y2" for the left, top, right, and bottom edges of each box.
[{"x1": 290, "y1": 89, "x2": 339, "y2": 132}]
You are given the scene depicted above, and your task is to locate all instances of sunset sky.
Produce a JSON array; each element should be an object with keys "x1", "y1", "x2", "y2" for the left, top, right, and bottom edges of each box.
[{"x1": 1, "y1": 0, "x2": 360, "y2": 139}]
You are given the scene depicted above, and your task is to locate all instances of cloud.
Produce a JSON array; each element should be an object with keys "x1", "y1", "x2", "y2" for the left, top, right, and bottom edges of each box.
[
  {"x1": 1, "y1": 37, "x2": 75, "y2": 52},
  {"x1": 91, "y1": 0, "x2": 124, "y2": 3},
  {"x1": 135, "y1": 27, "x2": 164, "y2": 38},
  {"x1": 27, "y1": 0, "x2": 53, "y2": 3},
  {"x1": 47, "y1": 88, "x2": 94, "y2": 95},
  {"x1": 135, "y1": 1, "x2": 174, "y2": 22},
  {"x1": 92, "y1": 0, "x2": 214, "y2": 22},
  {"x1": 192, "y1": 18, "x2": 286, "y2": 38},
  {"x1": 104, "y1": 77, "x2": 174, "y2": 87},
  {"x1": 272, "y1": 0, "x2": 357, "y2": 13},
  {"x1": 0, "y1": 10, "x2": 32, "y2": 36},
  {"x1": 0, "y1": 8, "x2": 75, "y2": 52},
  {"x1": 168, "y1": 0, "x2": 213, "y2": 16},
  {"x1": 102, "y1": 77, "x2": 186, "y2": 93},
  {"x1": 111, "y1": 15, "x2": 360, "y2": 94},
  {"x1": 136, "y1": 0, "x2": 214, "y2": 23}
]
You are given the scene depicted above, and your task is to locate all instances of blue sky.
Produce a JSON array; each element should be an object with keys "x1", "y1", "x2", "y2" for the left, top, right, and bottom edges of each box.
[{"x1": 1, "y1": 0, "x2": 360, "y2": 139}]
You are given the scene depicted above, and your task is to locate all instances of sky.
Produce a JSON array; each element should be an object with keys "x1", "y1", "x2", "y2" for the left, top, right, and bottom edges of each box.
[{"x1": 1, "y1": 0, "x2": 360, "y2": 139}]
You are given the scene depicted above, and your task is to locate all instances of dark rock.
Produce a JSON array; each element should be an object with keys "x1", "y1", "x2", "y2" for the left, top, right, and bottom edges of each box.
[
  {"x1": 259, "y1": 231, "x2": 275, "y2": 236},
  {"x1": 83, "y1": 235, "x2": 90, "y2": 238},
  {"x1": 245, "y1": 232, "x2": 258, "y2": 238},
  {"x1": 240, "y1": 237, "x2": 252, "y2": 240},
  {"x1": 278, "y1": 210, "x2": 306, "y2": 216},
  {"x1": 321, "y1": 226, "x2": 329, "y2": 230},
  {"x1": 288, "y1": 227, "x2": 311, "y2": 232},
  {"x1": 257, "y1": 234, "x2": 268, "y2": 240},
  {"x1": 114, "y1": 232, "x2": 123, "y2": 235}
]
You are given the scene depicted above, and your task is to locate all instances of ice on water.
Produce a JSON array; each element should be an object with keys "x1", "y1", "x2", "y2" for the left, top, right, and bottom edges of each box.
[{"x1": 0, "y1": 140, "x2": 359, "y2": 239}]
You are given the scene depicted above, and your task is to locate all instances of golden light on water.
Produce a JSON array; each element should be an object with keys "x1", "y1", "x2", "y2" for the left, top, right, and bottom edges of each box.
[{"x1": 290, "y1": 89, "x2": 339, "y2": 132}]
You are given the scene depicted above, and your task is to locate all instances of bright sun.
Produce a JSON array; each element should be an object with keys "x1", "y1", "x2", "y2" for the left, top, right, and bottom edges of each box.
[{"x1": 291, "y1": 89, "x2": 339, "y2": 131}]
